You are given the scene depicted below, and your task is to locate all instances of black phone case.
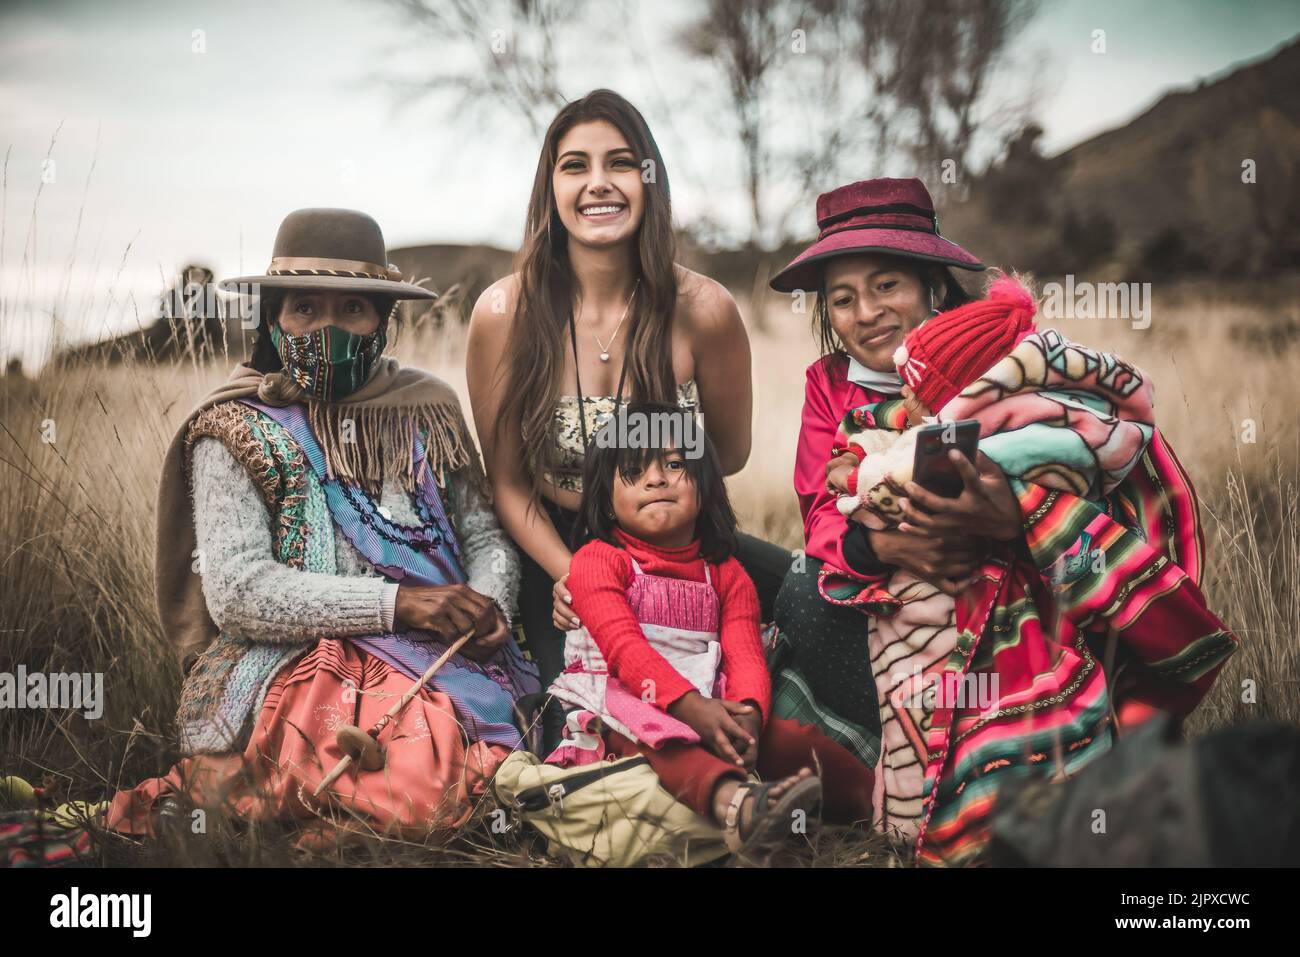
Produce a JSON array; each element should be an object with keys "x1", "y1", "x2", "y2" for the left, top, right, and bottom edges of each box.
[{"x1": 912, "y1": 421, "x2": 980, "y2": 497}]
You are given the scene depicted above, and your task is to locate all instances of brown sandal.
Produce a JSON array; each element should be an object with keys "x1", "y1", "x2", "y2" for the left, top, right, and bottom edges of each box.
[{"x1": 722, "y1": 775, "x2": 822, "y2": 859}]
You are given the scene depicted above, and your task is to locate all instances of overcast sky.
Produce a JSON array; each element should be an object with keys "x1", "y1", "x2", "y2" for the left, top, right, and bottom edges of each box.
[{"x1": 3, "y1": 0, "x2": 1299, "y2": 361}]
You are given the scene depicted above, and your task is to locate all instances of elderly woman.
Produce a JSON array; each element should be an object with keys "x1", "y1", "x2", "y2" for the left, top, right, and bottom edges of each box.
[
  {"x1": 107, "y1": 208, "x2": 537, "y2": 846},
  {"x1": 768, "y1": 178, "x2": 1237, "y2": 864}
]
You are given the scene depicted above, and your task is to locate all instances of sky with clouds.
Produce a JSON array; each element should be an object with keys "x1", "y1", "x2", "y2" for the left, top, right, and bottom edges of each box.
[{"x1": 2, "y1": 0, "x2": 1299, "y2": 360}]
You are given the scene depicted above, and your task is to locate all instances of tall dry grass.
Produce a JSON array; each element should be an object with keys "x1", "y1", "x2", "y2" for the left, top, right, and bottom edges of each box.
[{"x1": 1, "y1": 274, "x2": 1297, "y2": 865}]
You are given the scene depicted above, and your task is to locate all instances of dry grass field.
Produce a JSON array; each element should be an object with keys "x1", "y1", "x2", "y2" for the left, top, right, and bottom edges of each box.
[{"x1": 1, "y1": 274, "x2": 1297, "y2": 865}]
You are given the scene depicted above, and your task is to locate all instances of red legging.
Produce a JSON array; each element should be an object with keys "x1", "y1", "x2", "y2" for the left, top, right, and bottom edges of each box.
[{"x1": 605, "y1": 717, "x2": 874, "y2": 823}]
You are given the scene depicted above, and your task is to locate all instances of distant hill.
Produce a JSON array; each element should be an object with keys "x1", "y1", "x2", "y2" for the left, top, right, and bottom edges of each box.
[
  {"x1": 385, "y1": 235, "x2": 810, "y2": 327},
  {"x1": 385, "y1": 237, "x2": 814, "y2": 326},
  {"x1": 941, "y1": 35, "x2": 1300, "y2": 279},
  {"x1": 385, "y1": 242, "x2": 518, "y2": 324},
  {"x1": 53, "y1": 265, "x2": 259, "y2": 366}
]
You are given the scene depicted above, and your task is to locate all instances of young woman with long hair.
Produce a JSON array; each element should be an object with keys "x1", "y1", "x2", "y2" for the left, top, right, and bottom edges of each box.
[{"x1": 466, "y1": 90, "x2": 788, "y2": 750}]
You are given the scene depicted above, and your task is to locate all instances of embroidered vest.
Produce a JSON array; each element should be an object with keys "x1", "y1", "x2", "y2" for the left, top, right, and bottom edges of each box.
[{"x1": 173, "y1": 400, "x2": 471, "y2": 753}]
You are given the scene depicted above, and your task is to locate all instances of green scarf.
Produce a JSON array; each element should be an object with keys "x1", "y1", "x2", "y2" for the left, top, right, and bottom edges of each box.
[{"x1": 269, "y1": 321, "x2": 387, "y2": 401}]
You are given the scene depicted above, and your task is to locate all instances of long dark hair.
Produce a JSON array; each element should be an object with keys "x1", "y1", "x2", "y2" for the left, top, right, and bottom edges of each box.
[
  {"x1": 574, "y1": 402, "x2": 738, "y2": 563},
  {"x1": 812, "y1": 257, "x2": 974, "y2": 359},
  {"x1": 246, "y1": 290, "x2": 396, "y2": 373},
  {"x1": 496, "y1": 89, "x2": 678, "y2": 501}
]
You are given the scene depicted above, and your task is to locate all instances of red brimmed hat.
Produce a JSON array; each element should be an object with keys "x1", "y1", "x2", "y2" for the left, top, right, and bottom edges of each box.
[{"x1": 769, "y1": 178, "x2": 984, "y2": 293}]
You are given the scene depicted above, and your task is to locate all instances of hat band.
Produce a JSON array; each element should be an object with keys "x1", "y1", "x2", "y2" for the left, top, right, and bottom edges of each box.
[
  {"x1": 267, "y1": 256, "x2": 402, "y2": 281},
  {"x1": 817, "y1": 202, "x2": 938, "y2": 240}
]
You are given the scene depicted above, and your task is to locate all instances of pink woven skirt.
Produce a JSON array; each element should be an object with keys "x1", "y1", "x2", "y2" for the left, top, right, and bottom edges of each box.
[{"x1": 105, "y1": 639, "x2": 508, "y2": 849}]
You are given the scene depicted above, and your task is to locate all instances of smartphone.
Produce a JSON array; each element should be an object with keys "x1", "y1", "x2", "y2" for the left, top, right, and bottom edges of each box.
[{"x1": 912, "y1": 420, "x2": 980, "y2": 497}]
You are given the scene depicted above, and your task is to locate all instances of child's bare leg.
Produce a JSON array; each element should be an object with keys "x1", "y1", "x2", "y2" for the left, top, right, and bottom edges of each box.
[{"x1": 711, "y1": 767, "x2": 814, "y2": 830}]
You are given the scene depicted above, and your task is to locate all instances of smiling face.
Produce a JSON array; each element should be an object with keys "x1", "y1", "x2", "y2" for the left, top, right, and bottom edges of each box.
[
  {"x1": 610, "y1": 449, "x2": 700, "y2": 548},
  {"x1": 551, "y1": 120, "x2": 645, "y2": 250},
  {"x1": 823, "y1": 254, "x2": 935, "y2": 372},
  {"x1": 276, "y1": 290, "x2": 382, "y2": 337}
]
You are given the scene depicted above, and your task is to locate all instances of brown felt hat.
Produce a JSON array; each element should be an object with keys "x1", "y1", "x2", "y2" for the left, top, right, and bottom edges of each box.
[{"x1": 218, "y1": 208, "x2": 437, "y2": 299}]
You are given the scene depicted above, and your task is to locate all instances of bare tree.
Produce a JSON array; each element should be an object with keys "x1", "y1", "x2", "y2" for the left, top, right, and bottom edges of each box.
[
  {"x1": 378, "y1": 0, "x2": 590, "y2": 137},
  {"x1": 675, "y1": 0, "x2": 1038, "y2": 246},
  {"x1": 372, "y1": 0, "x2": 1040, "y2": 250},
  {"x1": 782, "y1": 0, "x2": 862, "y2": 234},
  {"x1": 676, "y1": 0, "x2": 791, "y2": 247},
  {"x1": 855, "y1": 0, "x2": 1036, "y2": 185}
]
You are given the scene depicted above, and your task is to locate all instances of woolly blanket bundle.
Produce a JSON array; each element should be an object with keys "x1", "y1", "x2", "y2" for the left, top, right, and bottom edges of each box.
[{"x1": 822, "y1": 330, "x2": 1236, "y2": 862}]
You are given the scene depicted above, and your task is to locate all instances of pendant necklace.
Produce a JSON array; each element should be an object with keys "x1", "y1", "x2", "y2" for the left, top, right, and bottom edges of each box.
[{"x1": 589, "y1": 279, "x2": 640, "y2": 363}]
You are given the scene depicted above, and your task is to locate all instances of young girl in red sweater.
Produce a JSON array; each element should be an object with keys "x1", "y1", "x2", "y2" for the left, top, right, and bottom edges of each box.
[{"x1": 545, "y1": 402, "x2": 874, "y2": 856}]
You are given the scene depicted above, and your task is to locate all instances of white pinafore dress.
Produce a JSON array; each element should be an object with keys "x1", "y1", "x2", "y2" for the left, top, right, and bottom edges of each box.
[{"x1": 545, "y1": 558, "x2": 725, "y2": 766}]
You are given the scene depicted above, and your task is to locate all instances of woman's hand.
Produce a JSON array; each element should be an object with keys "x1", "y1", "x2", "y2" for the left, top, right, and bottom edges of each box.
[
  {"x1": 668, "y1": 692, "x2": 756, "y2": 767},
  {"x1": 552, "y1": 573, "x2": 580, "y2": 631},
  {"x1": 868, "y1": 527, "x2": 982, "y2": 595},
  {"x1": 394, "y1": 583, "x2": 496, "y2": 641},
  {"x1": 461, "y1": 608, "x2": 512, "y2": 662},
  {"x1": 899, "y1": 451, "x2": 1023, "y2": 542}
]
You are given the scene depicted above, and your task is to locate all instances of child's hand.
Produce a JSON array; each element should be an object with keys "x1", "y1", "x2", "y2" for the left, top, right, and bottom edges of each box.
[
  {"x1": 826, "y1": 461, "x2": 856, "y2": 496},
  {"x1": 729, "y1": 701, "x2": 763, "y2": 770},
  {"x1": 668, "y1": 692, "x2": 755, "y2": 767},
  {"x1": 825, "y1": 451, "x2": 858, "y2": 494}
]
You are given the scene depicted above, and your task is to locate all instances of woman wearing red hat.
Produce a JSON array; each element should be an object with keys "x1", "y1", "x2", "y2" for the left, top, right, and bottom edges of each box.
[
  {"x1": 767, "y1": 179, "x2": 1237, "y2": 864},
  {"x1": 766, "y1": 178, "x2": 1018, "y2": 772}
]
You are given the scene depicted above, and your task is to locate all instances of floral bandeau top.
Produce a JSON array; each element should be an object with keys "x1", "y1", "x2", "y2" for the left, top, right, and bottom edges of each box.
[{"x1": 541, "y1": 379, "x2": 701, "y2": 494}]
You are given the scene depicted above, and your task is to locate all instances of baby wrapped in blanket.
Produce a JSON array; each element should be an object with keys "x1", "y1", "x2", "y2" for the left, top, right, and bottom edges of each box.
[{"x1": 828, "y1": 276, "x2": 1156, "y2": 840}]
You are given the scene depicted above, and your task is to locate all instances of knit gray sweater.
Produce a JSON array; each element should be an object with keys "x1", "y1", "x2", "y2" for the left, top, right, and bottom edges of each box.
[{"x1": 190, "y1": 435, "x2": 519, "y2": 644}]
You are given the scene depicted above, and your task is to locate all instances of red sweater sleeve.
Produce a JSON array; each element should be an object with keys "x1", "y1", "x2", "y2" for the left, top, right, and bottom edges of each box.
[
  {"x1": 566, "y1": 541, "x2": 698, "y2": 711},
  {"x1": 714, "y1": 557, "x2": 772, "y2": 722},
  {"x1": 797, "y1": 357, "x2": 858, "y2": 573}
]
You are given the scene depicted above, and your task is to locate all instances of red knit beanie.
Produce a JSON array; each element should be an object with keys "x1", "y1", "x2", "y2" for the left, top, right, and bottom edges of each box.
[{"x1": 893, "y1": 275, "x2": 1038, "y2": 413}]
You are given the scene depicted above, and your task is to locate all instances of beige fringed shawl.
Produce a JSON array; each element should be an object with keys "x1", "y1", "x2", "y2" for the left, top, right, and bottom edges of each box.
[{"x1": 155, "y1": 357, "x2": 485, "y2": 670}]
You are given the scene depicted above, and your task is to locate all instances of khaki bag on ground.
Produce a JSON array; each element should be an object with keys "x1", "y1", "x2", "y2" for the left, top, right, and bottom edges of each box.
[{"x1": 492, "y1": 751, "x2": 730, "y2": 867}]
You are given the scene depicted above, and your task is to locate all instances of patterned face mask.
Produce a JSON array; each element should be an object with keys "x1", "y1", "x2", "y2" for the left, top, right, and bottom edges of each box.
[{"x1": 269, "y1": 321, "x2": 387, "y2": 401}]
